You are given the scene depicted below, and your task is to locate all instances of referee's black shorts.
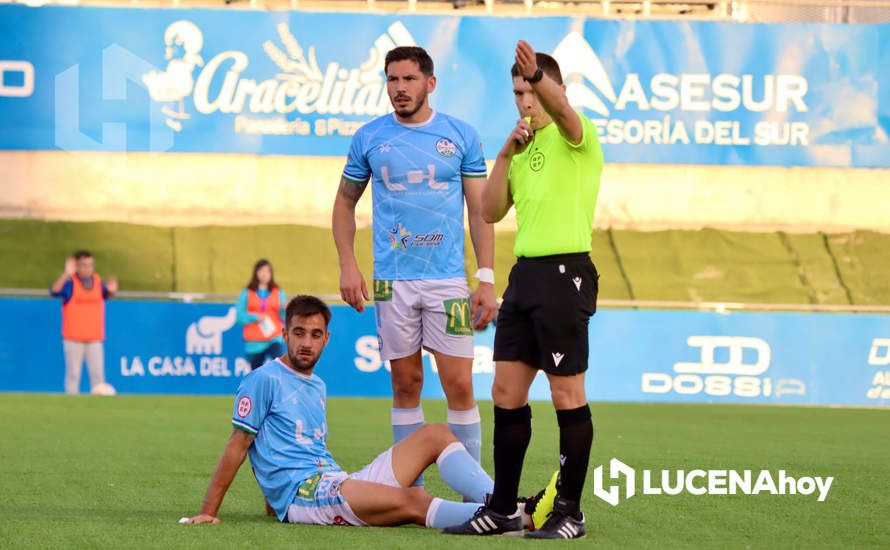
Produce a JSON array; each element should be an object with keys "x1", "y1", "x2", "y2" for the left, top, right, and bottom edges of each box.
[{"x1": 493, "y1": 252, "x2": 598, "y2": 376}]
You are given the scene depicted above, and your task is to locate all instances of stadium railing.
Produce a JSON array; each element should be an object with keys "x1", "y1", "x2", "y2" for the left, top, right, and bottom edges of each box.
[{"x1": 5, "y1": 288, "x2": 890, "y2": 313}]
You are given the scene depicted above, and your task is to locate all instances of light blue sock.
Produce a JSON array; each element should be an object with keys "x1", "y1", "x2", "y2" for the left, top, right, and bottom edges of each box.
[
  {"x1": 392, "y1": 406, "x2": 425, "y2": 486},
  {"x1": 447, "y1": 406, "x2": 482, "y2": 463},
  {"x1": 425, "y1": 497, "x2": 483, "y2": 528},
  {"x1": 437, "y1": 441, "x2": 494, "y2": 503}
]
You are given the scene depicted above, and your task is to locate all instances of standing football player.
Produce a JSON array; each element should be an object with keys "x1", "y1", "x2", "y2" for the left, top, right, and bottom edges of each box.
[{"x1": 332, "y1": 46, "x2": 497, "y2": 473}]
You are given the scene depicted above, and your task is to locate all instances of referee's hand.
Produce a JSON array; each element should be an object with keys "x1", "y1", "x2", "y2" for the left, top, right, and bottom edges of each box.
[
  {"x1": 471, "y1": 283, "x2": 497, "y2": 329},
  {"x1": 340, "y1": 264, "x2": 369, "y2": 312},
  {"x1": 515, "y1": 40, "x2": 539, "y2": 80},
  {"x1": 501, "y1": 117, "x2": 534, "y2": 157}
]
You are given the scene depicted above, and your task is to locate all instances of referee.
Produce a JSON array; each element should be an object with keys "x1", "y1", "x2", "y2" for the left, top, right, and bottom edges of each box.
[{"x1": 445, "y1": 40, "x2": 603, "y2": 539}]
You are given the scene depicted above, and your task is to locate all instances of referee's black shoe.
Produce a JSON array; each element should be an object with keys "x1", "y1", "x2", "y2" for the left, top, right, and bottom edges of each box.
[
  {"x1": 524, "y1": 496, "x2": 586, "y2": 539},
  {"x1": 442, "y1": 497, "x2": 523, "y2": 536}
]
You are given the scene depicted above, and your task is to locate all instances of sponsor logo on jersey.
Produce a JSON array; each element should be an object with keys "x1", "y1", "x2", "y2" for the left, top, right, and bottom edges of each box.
[
  {"x1": 388, "y1": 223, "x2": 444, "y2": 250},
  {"x1": 388, "y1": 223, "x2": 412, "y2": 249}
]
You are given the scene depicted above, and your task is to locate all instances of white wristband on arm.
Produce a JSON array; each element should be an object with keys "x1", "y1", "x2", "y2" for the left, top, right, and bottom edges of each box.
[{"x1": 474, "y1": 268, "x2": 495, "y2": 285}]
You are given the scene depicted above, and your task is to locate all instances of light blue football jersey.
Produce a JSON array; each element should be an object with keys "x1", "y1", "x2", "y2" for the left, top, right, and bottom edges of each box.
[
  {"x1": 342, "y1": 111, "x2": 487, "y2": 281},
  {"x1": 231, "y1": 359, "x2": 342, "y2": 521}
]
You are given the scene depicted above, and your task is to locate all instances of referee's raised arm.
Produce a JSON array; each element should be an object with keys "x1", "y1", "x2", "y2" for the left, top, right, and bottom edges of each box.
[{"x1": 514, "y1": 40, "x2": 583, "y2": 145}]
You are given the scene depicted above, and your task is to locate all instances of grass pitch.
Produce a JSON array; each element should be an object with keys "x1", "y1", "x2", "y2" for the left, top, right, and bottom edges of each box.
[{"x1": 1, "y1": 395, "x2": 887, "y2": 548}]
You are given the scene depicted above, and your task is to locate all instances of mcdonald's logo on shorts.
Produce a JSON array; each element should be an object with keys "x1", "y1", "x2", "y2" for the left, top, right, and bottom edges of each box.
[
  {"x1": 374, "y1": 280, "x2": 393, "y2": 302},
  {"x1": 444, "y1": 297, "x2": 472, "y2": 336}
]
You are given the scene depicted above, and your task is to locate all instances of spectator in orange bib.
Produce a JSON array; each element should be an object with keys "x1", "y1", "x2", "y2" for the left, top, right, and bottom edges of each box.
[
  {"x1": 236, "y1": 259, "x2": 287, "y2": 371},
  {"x1": 50, "y1": 250, "x2": 118, "y2": 395}
]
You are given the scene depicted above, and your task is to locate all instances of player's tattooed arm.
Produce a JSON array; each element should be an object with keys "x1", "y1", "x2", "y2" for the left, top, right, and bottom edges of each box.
[
  {"x1": 337, "y1": 178, "x2": 369, "y2": 205},
  {"x1": 332, "y1": 177, "x2": 370, "y2": 312}
]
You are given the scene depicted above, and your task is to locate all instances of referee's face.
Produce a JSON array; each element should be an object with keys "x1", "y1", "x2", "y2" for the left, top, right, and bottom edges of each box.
[
  {"x1": 513, "y1": 77, "x2": 546, "y2": 128},
  {"x1": 386, "y1": 60, "x2": 436, "y2": 121},
  {"x1": 283, "y1": 313, "x2": 330, "y2": 374}
]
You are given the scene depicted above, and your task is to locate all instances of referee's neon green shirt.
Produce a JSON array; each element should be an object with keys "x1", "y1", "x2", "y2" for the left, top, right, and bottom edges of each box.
[{"x1": 508, "y1": 113, "x2": 603, "y2": 257}]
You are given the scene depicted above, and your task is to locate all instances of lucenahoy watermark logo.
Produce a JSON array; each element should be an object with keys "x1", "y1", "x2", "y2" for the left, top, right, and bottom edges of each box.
[{"x1": 592, "y1": 458, "x2": 834, "y2": 506}]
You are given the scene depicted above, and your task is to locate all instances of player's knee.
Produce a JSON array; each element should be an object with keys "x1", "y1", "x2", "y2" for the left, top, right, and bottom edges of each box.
[
  {"x1": 441, "y1": 375, "x2": 473, "y2": 405},
  {"x1": 418, "y1": 423, "x2": 457, "y2": 447},
  {"x1": 492, "y1": 378, "x2": 526, "y2": 408},
  {"x1": 550, "y1": 383, "x2": 586, "y2": 409},
  {"x1": 392, "y1": 370, "x2": 423, "y2": 400}
]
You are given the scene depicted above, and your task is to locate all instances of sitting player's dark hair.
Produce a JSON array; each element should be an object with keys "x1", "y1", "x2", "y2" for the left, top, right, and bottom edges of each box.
[
  {"x1": 511, "y1": 53, "x2": 563, "y2": 85},
  {"x1": 285, "y1": 295, "x2": 332, "y2": 329},
  {"x1": 385, "y1": 46, "x2": 434, "y2": 77},
  {"x1": 72, "y1": 249, "x2": 93, "y2": 260}
]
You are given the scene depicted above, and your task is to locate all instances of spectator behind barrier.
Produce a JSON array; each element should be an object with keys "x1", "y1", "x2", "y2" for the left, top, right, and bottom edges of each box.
[
  {"x1": 236, "y1": 259, "x2": 287, "y2": 371},
  {"x1": 49, "y1": 250, "x2": 118, "y2": 395}
]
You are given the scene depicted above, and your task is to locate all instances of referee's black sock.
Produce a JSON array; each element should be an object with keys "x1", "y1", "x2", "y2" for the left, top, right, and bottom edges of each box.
[
  {"x1": 557, "y1": 405, "x2": 593, "y2": 506},
  {"x1": 490, "y1": 404, "x2": 532, "y2": 515}
]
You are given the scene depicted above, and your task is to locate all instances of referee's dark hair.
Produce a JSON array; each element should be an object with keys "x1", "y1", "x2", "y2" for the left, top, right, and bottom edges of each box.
[
  {"x1": 385, "y1": 46, "x2": 434, "y2": 77},
  {"x1": 511, "y1": 53, "x2": 564, "y2": 85},
  {"x1": 285, "y1": 295, "x2": 332, "y2": 330}
]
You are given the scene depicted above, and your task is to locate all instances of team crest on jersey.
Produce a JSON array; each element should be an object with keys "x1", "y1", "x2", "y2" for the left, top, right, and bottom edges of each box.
[
  {"x1": 237, "y1": 396, "x2": 252, "y2": 417},
  {"x1": 435, "y1": 138, "x2": 457, "y2": 158}
]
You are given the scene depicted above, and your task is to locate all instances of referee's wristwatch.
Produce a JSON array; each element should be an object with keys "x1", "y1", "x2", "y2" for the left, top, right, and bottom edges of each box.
[{"x1": 525, "y1": 67, "x2": 544, "y2": 84}]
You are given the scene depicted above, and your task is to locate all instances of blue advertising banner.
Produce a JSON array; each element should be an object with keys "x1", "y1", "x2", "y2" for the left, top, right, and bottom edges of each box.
[
  {"x1": 1, "y1": 298, "x2": 887, "y2": 407},
  {"x1": 0, "y1": 6, "x2": 888, "y2": 167}
]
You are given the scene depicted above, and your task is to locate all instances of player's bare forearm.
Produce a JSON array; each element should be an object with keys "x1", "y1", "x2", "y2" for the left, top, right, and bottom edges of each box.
[
  {"x1": 468, "y1": 214, "x2": 494, "y2": 271},
  {"x1": 333, "y1": 177, "x2": 370, "y2": 310},
  {"x1": 464, "y1": 178, "x2": 494, "y2": 269},
  {"x1": 481, "y1": 153, "x2": 513, "y2": 223},
  {"x1": 331, "y1": 178, "x2": 366, "y2": 269},
  {"x1": 197, "y1": 429, "x2": 253, "y2": 518}
]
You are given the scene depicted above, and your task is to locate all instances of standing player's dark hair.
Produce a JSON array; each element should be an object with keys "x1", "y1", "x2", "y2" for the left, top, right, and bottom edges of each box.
[
  {"x1": 285, "y1": 295, "x2": 332, "y2": 330},
  {"x1": 511, "y1": 53, "x2": 564, "y2": 85},
  {"x1": 72, "y1": 249, "x2": 92, "y2": 260},
  {"x1": 385, "y1": 46, "x2": 434, "y2": 77},
  {"x1": 247, "y1": 258, "x2": 279, "y2": 292}
]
